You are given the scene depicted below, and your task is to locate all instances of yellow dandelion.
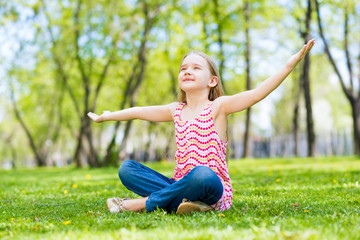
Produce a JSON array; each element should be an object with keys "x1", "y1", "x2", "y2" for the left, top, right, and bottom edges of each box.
[
  {"x1": 276, "y1": 179, "x2": 281, "y2": 183},
  {"x1": 62, "y1": 220, "x2": 71, "y2": 225},
  {"x1": 64, "y1": 190, "x2": 68, "y2": 194},
  {"x1": 304, "y1": 210, "x2": 310, "y2": 213},
  {"x1": 22, "y1": 190, "x2": 27, "y2": 194},
  {"x1": 297, "y1": 180, "x2": 301, "y2": 183},
  {"x1": 86, "y1": 174, "x2": 91, "y2": 180},
  {"x1": 333, "y1": 179, "x2": 337, "y2": 184},
  {"x1": 218, "y1": 213, "x2": 225, "y2": 217},
  {"x1": 72, "y1": 184, "x2": 78, "y2": 188},
  {"x1": 11, "y1": 218, "x2": 14, "y2": 222}
]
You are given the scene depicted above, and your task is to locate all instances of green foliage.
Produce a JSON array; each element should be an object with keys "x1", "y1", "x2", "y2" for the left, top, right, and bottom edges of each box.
[
  {"x1": 0, "y1": 157, "x2": 359, "y2": 239},
  {"x1": 0, "y1": 0, "x2": 358, "y2": 165}
]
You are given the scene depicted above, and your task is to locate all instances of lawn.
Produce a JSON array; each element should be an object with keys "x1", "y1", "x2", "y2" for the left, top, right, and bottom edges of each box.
[{"x1": 1, "y1": 157, "x2": 360, "y2": 240}]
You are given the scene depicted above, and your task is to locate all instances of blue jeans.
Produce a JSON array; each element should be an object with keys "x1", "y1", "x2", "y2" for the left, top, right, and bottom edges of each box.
[{"x1": 118, "y1": 160, "x2": 223, "y2": 212}]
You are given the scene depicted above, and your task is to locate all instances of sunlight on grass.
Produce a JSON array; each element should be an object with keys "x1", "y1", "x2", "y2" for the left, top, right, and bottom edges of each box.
[{"x1": 0, "y1": 156, "x2": 359, "y2": 239}]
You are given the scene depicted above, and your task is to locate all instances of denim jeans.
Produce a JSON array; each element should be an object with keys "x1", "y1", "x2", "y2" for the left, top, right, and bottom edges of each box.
[{"x1": 118, "y1": 160, "x2": 223, "y2": 212}]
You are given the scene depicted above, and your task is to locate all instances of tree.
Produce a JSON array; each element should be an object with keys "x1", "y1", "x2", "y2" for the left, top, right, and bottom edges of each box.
[
  {"x1": 300, "y1": 0, "x2": 316, "y2": 156},
  {"x1": 102, "y1": 1, "x2": 164, "y2": 166},
  {"x1": 242, "y1": 0, "x2": 252, "y2": 158},
  {"x1": 315, "y1": 0, "x2": 360, "y2": 155},
  {"x1": 0, "y1": 1, "x2": 65, "y2": 166},
  {"x1": 40, "y1": 0, "x2": 144, "y2": 167},
  {"x1": 280, "y1": 0, "x2": 316, "y2": 157}
]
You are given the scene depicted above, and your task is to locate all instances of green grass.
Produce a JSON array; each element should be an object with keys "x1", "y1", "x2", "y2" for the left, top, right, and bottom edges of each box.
[{"x1": 1, "y1": 157, "x2": 360, "y2": 239}]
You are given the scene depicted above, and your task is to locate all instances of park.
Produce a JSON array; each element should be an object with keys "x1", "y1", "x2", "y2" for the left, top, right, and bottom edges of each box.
[{"x1": 0, "y1": 0, "x2": 359, "y2": 239}]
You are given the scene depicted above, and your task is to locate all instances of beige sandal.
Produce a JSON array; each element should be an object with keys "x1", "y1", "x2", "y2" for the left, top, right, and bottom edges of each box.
[
  {"x1": 176, "y1": 198, "x2": 213, "y2": 215},
  {"x1": 106, "y1": 198, "x2": 131, "y2": 213}
]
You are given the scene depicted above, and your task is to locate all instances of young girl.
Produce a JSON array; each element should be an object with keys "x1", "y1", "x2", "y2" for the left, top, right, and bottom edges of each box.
[{"x1": 88, "y1": 39, "x2": 315, "y2": 214}]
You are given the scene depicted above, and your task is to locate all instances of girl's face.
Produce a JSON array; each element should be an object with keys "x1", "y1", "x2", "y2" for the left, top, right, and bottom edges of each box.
[{"x1": 178, "y1": 54, "x2": 218, "y2": 93}]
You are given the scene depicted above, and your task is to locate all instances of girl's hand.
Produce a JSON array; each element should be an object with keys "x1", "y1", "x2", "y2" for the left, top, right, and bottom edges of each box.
[
  {"x1": 87, "y1": 111, "x2": 111, "y2": 123},
  {"x1": 285, "y1": 39, "x2": 315, "y2": 69},
  {"x1": 218, "y1": 39, "x2": 315, "y2": 115}
]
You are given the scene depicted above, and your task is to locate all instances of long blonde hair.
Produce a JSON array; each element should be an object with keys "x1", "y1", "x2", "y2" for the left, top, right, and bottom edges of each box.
[
  {"x1": 177, "y1": 51, "x2": 224, "y2": 103},
  {"x1": 177, "y1": 51, "x2": 229, "y2": 162}
]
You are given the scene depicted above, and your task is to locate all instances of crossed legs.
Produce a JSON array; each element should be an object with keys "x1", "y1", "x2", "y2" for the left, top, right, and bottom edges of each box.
[{"x1": 117, "y1": 160, "x2": 223, "y2": 212}]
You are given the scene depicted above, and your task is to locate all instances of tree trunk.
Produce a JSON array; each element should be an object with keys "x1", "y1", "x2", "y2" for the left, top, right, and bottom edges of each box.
[
  {"x1": 243, "y1": 109, "x2": 251, "y2": 158},
  {"x1": 293, "y1": 104, "x2": 299, "y2": 156},
  {"x1": 9, "y1": 85, "x2": 46, "y2": 166},
  {"x1": 83, "y1": 117, "x2": 99, "y2": 167},
  {"x1": 350, "y1": 98, "x2": 360, "y2": 155},
  {"x1": 213, "y1": 0, "x2": 226, "y2": 90},
  {"x1": 73, "y1": 121, "x2": 85, "y2": 167},
  {"x1": 303, "y1": 51, "x2": 316, "y2": 156},
  {"x1": 117, "y1": 37, "x2": 149, "y2": 163},
  {"x1": 302, "y1": 0, "x2": 316, "y2": 157},
  {"x1": 101, "y1": 63, "x2": 138, "y2": 166},
  {"x1": 4, "y1": 133, "x2": 17, "y2": 169},
  {"x1": 11, "y1": 143, "x2": 17, "y2": 170},
  {"x1": 73, "y1": 0, "x2": 100, "y2": 167},
  {"x1": 292, "y1": 70, "x2": 301, "y2": 157},
  {"x1": 242, "y1": 0, "x2": 252, "y2": 158}
]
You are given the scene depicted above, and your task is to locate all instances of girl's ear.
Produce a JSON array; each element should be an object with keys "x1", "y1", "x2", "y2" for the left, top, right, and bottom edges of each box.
[{"x1": 209, "y1": 76, "x2": 219, "y2": 87}]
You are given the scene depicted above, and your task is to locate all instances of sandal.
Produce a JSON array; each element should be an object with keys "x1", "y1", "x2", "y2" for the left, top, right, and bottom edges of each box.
[
  {"x1": 106, "y1": 197, "x2": 131, "y2": 213},
  {"x1": 176, "y1": 198, "x2": 213, "y2": 215}
]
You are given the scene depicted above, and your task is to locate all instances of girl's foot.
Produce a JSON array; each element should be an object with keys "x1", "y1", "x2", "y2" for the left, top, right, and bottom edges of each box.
[
  {"x1": 106, "y1": 198, "x2": 131, "y2": 213},
  {"x1": 176, "y1": 198, "x2": 213, "y2": 215},
  {"x1": 106, "y1": 197, "x2": 148, "y2": 212}
]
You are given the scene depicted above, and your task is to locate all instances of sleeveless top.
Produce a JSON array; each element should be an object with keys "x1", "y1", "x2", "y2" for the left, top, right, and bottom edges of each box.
[{"x1": 173, "y1": 102, "x2": 233, "y2": 211}]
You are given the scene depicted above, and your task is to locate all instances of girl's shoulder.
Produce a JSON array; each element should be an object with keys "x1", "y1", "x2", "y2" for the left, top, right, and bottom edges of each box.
[
  {"x1": 212, "y1": 96, "x2": 227, "y2": 119},
  {"x1": 167, "y1": 102, "x2": 182, "y2": 116},
  {"x1": 212, "y1": 96, "x2": 225, "y2": 110}
]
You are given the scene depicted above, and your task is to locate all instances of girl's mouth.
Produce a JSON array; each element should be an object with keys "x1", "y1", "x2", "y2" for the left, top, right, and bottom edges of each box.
[{"x1": 183, "y1": 78, "x2": 194, "y2": 81}]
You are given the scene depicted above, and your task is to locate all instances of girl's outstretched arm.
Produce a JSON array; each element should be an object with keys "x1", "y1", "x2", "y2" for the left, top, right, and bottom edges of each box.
[
  {"x1": 219, "y1": 39, "x2": 315, "y2": 115},
  {"x1": 87, "y1": 102, "x2": 178, "y2": 123}
]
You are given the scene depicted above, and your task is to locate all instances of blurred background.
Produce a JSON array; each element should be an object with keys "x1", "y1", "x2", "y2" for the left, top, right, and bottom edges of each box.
[{"x1": 0, "y1": 0, "x2": 358, "y2": 169}]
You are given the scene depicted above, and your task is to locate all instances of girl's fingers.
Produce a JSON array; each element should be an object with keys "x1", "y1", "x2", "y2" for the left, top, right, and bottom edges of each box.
[
  {"x1": 299, "y1": 39, "x2": 315, "y2": 58},
  {"x1": 305, "y1": 40, "x2": 315, "y2": 54},
  {"x1": 306, "y1": 39, "x2": 315, "y2": 49},
  {"x1": 296, "y1": 45, "x2": 307, "y2": 59},
  {"x1": 87, "y1": 112, "x2": 99, "y2": 121},
  {"x1": 301, "y1": 44, "x2": 307, "y2": 53}
]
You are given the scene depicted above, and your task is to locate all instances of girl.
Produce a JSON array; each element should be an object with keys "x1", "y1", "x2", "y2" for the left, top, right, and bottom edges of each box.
[{"x1": 88, "y1": 39, "x2": 315, "y2": 214}]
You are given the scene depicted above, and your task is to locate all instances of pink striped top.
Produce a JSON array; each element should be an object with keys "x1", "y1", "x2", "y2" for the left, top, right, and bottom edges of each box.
[{"x1": 173, "y1": 102, "x2": 233, "y2": 211}]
